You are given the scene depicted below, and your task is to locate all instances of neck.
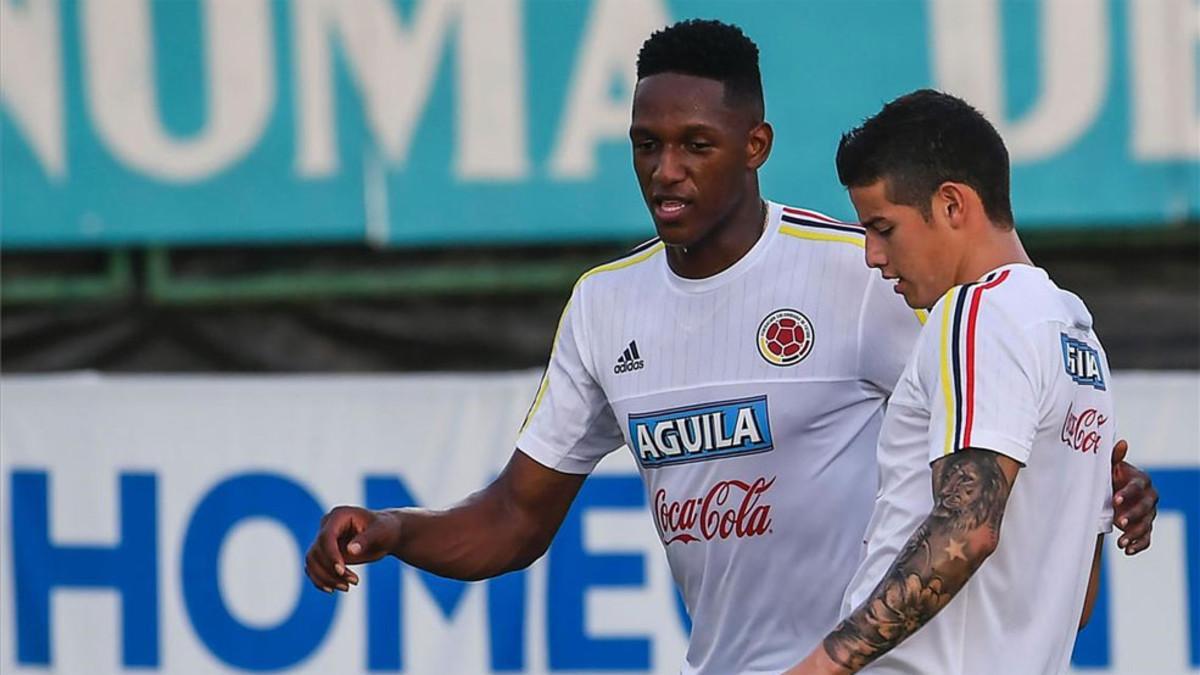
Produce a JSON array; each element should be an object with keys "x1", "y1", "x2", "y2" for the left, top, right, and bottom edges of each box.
[
  {"x1": 954, "y1": 225, "x2": 1033, "y2": 284},
  {"x1": 666, "y1": 187, "x2": 766, "y2": 279}
]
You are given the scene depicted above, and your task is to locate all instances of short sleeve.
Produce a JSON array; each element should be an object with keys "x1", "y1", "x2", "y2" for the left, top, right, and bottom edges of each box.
[
  {"x1": 922, "y1": 281, "x2": 1039, "y2": 465},
  {"x1": 858, "y1": 272, "x2": 926, "y2": 395},
  {"x1": 516, "y1": 285, "x2": 625, "y2": 474}
]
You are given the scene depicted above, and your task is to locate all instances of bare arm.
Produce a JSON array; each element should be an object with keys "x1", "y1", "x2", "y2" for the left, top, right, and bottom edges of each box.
[
  {"x1": 1079, "y1": 534, "x2": 1104, "y2": 630},
  {"x1": 305, "y1": 449, "x2": 585, "y2": 591},
  {"x1": 819, "y1": 448, "x2": 1021, "y2": 672},
  {"x1": 390, "y1": 450, "x2": 586, "y2": 579}
]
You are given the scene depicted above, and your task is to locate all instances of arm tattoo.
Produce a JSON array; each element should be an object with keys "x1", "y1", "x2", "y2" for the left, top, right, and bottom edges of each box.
[{"x1": 823, "y1": 449, "x2": 1012, "y2": 671}]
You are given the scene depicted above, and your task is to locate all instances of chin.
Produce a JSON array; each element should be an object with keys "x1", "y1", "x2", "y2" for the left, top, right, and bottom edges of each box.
[
  {"x1": 653, "y1": 222, "x2": 700, "y2": 248},
  {"x1": 901, "y1": 289, "x2": 933, "y2": 310}
]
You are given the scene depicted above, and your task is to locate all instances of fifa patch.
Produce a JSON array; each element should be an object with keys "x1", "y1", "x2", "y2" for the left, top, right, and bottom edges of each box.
[
  {"x1": 757, "y1": 309, "x2": 814, "y2": 366},
  {"x1": 1061, "y1": 334, "x2": 1106, "y2": 390},
  {"x1": 628, "y1": 396, "x2": 774, "y2": 469}
]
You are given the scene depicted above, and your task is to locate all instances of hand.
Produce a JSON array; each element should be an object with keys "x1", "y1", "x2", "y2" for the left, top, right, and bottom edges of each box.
[
  {"x1": 1111, "y1": 439, "x2": 1157, "y2": 555},
  {"x1": 305, "y1": 505, "x2": 402, "y2": 593},
  {"x1": 782, "y1": 646, "x2": 853, "y2": 675}
]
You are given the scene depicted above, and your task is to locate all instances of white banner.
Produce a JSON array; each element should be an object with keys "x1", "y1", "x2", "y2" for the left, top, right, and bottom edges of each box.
[{"x1": 1, "y1": 372, "x2": 1196, "y2": 674}]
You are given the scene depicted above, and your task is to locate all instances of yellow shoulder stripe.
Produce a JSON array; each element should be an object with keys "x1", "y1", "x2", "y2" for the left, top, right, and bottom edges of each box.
[
  {"x1": 937, "y1": 287, "x2": 958, "y2": 455},
  {"x1": 577, "y1": 241, "x2": 665, "y2": 285},
  {"x1": 780, "y1": 224, "x2": 864, "y2": 248}
]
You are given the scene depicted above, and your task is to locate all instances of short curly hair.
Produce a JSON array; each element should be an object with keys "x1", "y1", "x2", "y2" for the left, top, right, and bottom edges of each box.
[{"x1": 636, "y1": 19, "x2": 764, "y2": 119}]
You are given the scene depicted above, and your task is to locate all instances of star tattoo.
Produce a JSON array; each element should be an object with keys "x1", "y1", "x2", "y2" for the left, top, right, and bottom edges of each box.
[{"x1": 944, "y1": 538, "x2": 967, "y2": 562}]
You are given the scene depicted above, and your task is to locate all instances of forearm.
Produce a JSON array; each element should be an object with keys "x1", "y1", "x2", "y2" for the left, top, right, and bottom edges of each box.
[
  {"x1": 383, "y1": 451, "x2": 583, "y2": 581},
  {"x1": 386, "y1": 485, "x2": 548, "y2": 581},
  {"x1": 822, "y1": 450, "x2": 1013, "y2": 672},
  {"x1": 1079, "y1": 535, "x2": 1104, "y2": 629}
]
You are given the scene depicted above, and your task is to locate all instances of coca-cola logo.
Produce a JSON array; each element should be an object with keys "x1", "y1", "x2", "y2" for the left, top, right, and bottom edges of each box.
[
  {"x1": 654, "y1": 476, "x2": 775, "y2": 545},
  {"x1": 1060, "y1": 401, "x2": 1108, "y2": 454}
]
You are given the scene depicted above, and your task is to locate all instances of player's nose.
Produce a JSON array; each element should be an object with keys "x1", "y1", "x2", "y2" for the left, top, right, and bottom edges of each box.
[
  {"x1": 652, "y1": 146, "x2": 687, "y2": 184},
  {"x1": 864, "y1": 232, "x2": 887, "y2": 269}
]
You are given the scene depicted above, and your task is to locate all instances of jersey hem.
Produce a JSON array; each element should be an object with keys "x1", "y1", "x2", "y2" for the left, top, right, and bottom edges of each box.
[
  {"x1": 934, "y1": 429, "x2": 1031, "y2": 465},
  {"x1": 515, "y1": 434, "x2": 605, "y2": 475}
]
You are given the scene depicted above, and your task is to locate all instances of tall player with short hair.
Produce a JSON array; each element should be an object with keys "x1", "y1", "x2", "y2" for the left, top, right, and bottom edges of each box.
[
  {"x1": 306, "y1": 22, "x2": 1157, "y2": 674},
  {"x1": 788, "y1": 90, "x2": 1124, "y2": 675}
]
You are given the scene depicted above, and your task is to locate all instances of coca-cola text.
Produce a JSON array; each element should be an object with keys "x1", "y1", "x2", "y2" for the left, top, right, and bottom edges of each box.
[{"x1": 654, "y1": 476, "x2": 775, "y2": 545}]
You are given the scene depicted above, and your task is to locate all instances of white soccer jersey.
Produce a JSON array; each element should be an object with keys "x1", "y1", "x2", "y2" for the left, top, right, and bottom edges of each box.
[
  {"x1": 517, "y1": 201, "x2": 924, "y2": 674},
  {"x1": 841, "y1": 264, "x2": 1115, "y2": 675}
]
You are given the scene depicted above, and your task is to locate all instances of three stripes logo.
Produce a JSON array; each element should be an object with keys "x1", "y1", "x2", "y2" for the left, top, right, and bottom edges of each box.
[{"x1": 614, "y1": 340, "x2": 645, "y2": 374}]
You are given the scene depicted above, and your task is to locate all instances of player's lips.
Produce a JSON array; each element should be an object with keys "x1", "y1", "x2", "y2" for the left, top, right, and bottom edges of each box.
[{"x1": 652, "y1": 197, "x2": 692, "y2": 223}]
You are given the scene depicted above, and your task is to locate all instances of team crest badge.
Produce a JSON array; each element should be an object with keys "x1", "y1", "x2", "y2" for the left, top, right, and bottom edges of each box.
[{"x1": 757, "y1": 309, "x2": 814, "y2": 366}]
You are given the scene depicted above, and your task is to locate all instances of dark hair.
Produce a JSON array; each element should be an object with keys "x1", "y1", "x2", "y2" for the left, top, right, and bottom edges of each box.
[
  {"x1": 836, "y1": 89, "x2": 1014, "y2": 226},
  {"x1": 636, "y1": 19, "x2": 764, "y2": 119}
]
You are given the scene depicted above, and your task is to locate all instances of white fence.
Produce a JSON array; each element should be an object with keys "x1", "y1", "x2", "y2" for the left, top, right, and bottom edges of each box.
[{"x1": 1, "y1": 372, "x2": 1196, "y2": 674}]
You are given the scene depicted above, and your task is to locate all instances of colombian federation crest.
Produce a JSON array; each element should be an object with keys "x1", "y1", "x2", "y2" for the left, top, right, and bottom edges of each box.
[{"x1": 757, "y1": 309, "x2": 814, "y2": 366}]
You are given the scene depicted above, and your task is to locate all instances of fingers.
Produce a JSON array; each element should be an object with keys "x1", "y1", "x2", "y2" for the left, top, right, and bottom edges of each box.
[
  {"x1": 1118, "y1": 529, "x2": 1152, "y2": 555},
  {"x1": 305, "y1": 507, "x2": 368, "y2": 593},
  {"x1": 1111, "y1": 438, "x2": 1128, "y2": 466},
  {"x1": 1114, "y1": 485, "x2": 1152, "y2": 529},
  {"x1": 1112, "y1": 459, "x2": 1158, "y2": 557},
  {"x1": 305, "y1": 537, "x2": 341, "y2": 592},
  {"x1": 1115, "y1": 489, "x2": 1155, "y2": 556},
  {"x1": 1113, "y1": 472, "x2": 1147, "y2": 508},
  {"x1": 342, "y1": 513, "x2": 399, "y2": 566}
]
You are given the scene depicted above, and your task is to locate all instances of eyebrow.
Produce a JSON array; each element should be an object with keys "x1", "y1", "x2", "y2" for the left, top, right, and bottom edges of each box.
[
  {"x1": 629, "y1": 123, "x2": 723, "y2": 137},
  {"x1": 860, "y1": 216, "x2": 887, "y2": 230}
]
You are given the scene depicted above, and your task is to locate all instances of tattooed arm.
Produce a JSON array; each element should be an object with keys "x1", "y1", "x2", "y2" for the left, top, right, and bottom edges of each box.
[{"x1": 785, "y1": 448, "x2": 1020, "y2": 675}]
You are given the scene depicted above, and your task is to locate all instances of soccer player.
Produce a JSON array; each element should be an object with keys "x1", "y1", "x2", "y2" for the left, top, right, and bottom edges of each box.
[
  {"x1": 787, "y1": 90, "x2": 1125, "y2": 675},
  {"x1": 306, "y1": 22, "x2": 1156, "y2": 674}
]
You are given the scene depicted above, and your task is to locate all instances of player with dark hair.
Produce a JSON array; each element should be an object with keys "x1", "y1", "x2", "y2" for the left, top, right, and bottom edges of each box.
[
  {"x1": 307, "y1": 25, "x2": 1156, "y2": 675},
  {"x1": 787, "y1": 90, "x2": 1134, "y2": 674},
  {"x1": 835, "y1": 88, "x2": 1014, "y2": 227},
  {"x1": 637, "y1": 18, "x2": 765, "y2": 116}
]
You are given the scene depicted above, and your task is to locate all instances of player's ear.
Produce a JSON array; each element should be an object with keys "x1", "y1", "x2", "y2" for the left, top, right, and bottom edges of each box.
[
  {"x1": 935, "y1": 182, "x2": 970, "y2": 230},
  {"x1": 747, "y1": 121, "x2": 773, "y2": 170}
]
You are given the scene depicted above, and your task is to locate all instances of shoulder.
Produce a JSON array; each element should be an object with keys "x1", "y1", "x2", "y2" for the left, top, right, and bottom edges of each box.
[
  {"x1": 574, "y1": 238, "x2": 664, "y2": 294},
  {"x1": 929, "y1": 267, "x2": 1026, "y2": 326},
  {"x1": 773, "y1": 203, "x2": 876, "y2": 292},
  {"x1": 948, "y1": 266, "x2": 1068, "y2": 334},
  {"x1": 776, "y1": 204, "x2": 867, "y2": 250},
  {"x1": 921, "y1": 267, "x2": 1047, "y2": 367}
]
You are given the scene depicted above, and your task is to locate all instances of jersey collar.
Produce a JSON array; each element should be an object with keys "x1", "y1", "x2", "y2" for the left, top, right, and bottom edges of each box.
[{"x1": 662, "y1": 201, "x2": 782, "y2": 294}]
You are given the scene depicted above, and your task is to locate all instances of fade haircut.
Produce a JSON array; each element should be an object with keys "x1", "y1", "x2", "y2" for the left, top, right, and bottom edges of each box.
[
  {"x1": 636, "y1": 19, "x2": 764, "y2": 120},
  {"x1": 836, "y1": 89, "x2": 1014, "y2": 227}
]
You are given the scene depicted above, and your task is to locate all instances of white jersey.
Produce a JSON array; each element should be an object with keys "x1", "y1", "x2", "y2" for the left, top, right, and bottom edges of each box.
[
  {"x1": 517, "y1": 201, "x2": 924, "y2": 674},
  {"x1": 842, "y1": 264, "x2": 1115, "y2": 675}
]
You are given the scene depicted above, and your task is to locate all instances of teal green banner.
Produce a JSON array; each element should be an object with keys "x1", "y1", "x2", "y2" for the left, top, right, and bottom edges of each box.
[{"x1": 2, "y1": 0, "x2": 1197, "y2": 248}]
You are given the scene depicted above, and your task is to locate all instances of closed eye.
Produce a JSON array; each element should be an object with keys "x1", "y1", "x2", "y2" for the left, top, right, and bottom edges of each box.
[{"x1": 864, "y1": 218, "x2": 893, "y2": 236}]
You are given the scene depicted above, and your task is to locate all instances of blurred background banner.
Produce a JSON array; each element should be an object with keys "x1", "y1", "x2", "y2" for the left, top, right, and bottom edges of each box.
[
  {"x1": 2, "y1": 0, "x2": 1198, "y2": 249},
  {"x1": 2, "y1": 371, "x2": 1198, "y2": 675},
  {"x1": 2, "y1": 1, "x2": 1198, "y2": 673}
]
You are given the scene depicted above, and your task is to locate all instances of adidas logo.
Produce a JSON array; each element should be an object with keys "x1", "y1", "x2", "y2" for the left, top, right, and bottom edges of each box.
[{"x1": 613, "y1": 340, "x2": 645, "y2": 374}]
